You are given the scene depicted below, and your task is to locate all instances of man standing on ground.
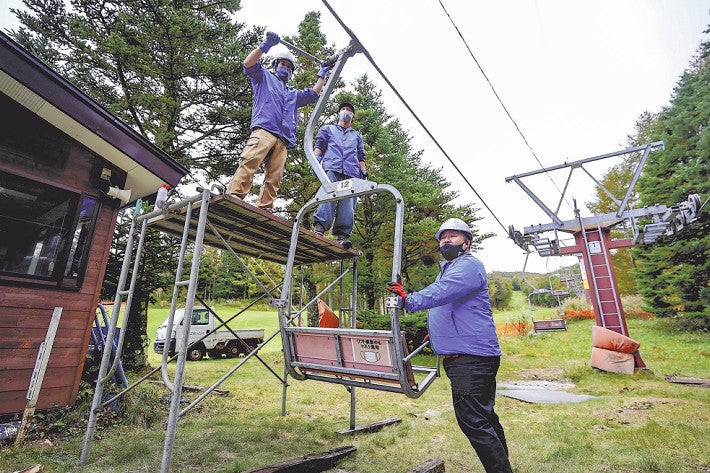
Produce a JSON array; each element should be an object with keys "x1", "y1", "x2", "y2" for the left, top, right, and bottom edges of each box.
[
  {"x1": 312, "y1": 102, "x2": 366, "y2": 249},
  {"x1": 228, "y1": 31, "x2": 331, "y2": 211},
  {"x1": 386, "y1": 218, "x2": 513, "y2": 473}
]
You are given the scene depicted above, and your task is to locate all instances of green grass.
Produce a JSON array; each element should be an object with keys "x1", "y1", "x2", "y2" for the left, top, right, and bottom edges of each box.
[{"x1": 1, "y1": 299, "x2": 709, "y2": 473}]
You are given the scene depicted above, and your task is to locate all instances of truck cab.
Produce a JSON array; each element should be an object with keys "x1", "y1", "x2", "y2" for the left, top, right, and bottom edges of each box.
[{"x1": 153, "y1": 306, "x2": 264, "y2": 361}]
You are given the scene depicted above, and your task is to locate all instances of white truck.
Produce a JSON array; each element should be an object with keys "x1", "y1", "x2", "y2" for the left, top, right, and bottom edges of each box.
[{"x1": 153, "y1": 306, "x2": 264, "y2": 361}]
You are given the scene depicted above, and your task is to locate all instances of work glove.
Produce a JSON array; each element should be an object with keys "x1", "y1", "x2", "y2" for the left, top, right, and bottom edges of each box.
[
  {"x1": 260, "y1": 31, "x2": 280, "y2": 53},
  {"x1": 387, "y1": 281, "x2": 407, "y2": 302},
  {"x1": 316, "y1": 64, "x2": 331, "y2": 79}
]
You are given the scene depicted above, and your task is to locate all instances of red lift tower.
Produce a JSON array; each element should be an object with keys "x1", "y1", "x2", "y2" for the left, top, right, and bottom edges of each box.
[{"x1": 507, "y1": 142, "x2": 701, "y2": 370}]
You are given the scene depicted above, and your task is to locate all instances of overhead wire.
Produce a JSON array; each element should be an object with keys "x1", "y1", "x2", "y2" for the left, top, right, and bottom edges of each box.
[
  {"x1": 438, "y1": 0, "x2": 572, "y2": 212},
  {"x1": 320, "y1": 0, "x2": 508, "y2": 234}
]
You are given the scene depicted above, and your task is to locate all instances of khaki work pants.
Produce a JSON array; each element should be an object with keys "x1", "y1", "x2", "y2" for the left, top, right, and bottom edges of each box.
[{"x1": 228, "y1": 128, "x2": 288, "y2": 210}]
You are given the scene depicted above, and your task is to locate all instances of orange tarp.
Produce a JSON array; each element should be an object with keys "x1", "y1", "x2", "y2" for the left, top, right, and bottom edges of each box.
[{"x1": 317, "y1": 300, "x2": 339, "y2": 328}]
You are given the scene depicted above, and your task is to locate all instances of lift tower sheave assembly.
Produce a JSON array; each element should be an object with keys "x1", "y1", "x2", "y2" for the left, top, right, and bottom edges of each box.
[{"x1": 506, "y1": 142, "x2": 702, "y2": 370}]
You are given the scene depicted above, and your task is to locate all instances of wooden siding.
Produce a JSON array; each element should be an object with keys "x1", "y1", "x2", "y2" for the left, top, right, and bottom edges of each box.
[{"x1": 0, "y1": 117, "x2": 120, "y2": 415}]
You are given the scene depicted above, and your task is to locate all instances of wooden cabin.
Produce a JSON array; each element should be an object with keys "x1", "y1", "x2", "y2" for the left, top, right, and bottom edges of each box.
[{"x1": 0, "y1": 32, "x2": 188, "y2": 415}]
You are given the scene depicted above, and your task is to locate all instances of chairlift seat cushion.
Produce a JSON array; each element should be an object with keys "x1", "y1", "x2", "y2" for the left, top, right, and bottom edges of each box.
[
  {"x1": 590, "y1": 347, "x2": 635, "y2": 374},
  {"x1": 591, "y1": 325, "x2": 640, "y2": 353}
]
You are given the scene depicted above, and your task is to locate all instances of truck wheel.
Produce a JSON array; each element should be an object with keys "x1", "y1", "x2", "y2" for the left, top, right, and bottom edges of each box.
[
  {"x1": 208, "y1": 349, "x2": 222, "y2": 359},
  {"x1": 187, "y1": 346, "x2": 205, "y2": 361},
  {"x1": 225, "y1": 342, "x2": 240, "y2": 358}
]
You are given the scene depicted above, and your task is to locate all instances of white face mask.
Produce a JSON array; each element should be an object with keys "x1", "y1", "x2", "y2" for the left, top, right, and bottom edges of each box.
[{"x1": 339, "y1": 109, "x2": 354, "y2": 123}]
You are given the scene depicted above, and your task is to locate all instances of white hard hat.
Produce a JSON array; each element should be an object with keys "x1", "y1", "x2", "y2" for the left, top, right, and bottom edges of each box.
[
  {"x1": 272, "y1": 50, "x2": 297, "y2": 71},
  {"x1": 435, "y1": 218, "x2": 473, "y2": 241}
]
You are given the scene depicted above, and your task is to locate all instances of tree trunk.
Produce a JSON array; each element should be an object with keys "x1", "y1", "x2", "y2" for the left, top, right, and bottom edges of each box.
[{"x1": 363, "y1": 248, "x2": 376, "y2": 310}]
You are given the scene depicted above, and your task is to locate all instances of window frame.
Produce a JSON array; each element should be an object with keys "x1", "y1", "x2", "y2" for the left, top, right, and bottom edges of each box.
[{"x1": 0, "y1": 171, "x2": 101, "y2": 290}]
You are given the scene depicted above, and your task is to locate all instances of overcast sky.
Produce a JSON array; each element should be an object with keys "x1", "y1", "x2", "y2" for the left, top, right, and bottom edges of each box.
[{"x1": 2, "y1": 0, "x2": 708, "y2": 274}]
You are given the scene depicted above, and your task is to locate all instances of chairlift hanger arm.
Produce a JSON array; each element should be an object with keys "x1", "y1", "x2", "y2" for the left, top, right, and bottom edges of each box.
[
  {"x1": 279, "y1": 38, "x2": 337, "y2": 66},
  {"x1": 521, "y1": 252, "x2": 535, "y2": 291},
  {"x1": 277, "y1": 27, "x2": 362, "y2": 192},
  {"x1": 302, "y1": 40, "x2": 361, "y2": 192}
]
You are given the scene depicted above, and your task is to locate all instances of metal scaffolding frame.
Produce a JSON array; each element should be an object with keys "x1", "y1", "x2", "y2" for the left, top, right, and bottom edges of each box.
[{"x1": 79, "y1": 189, "x2": 359, "y2": 471}]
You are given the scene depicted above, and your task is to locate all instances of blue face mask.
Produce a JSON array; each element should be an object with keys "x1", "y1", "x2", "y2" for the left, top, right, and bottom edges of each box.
[{"x1": 275, "y1": 66, "x2": 292, "y2": 82}]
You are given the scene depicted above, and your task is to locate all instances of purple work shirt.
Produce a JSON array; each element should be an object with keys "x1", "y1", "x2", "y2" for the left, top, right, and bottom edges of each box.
[
  {"x1": 404, "y1": 254, "x2": 501, "y2": 357},
  {"x1": 244, "y1": 62, "x2": 319, "y2": 149},
  {"x1": 315, "y1": 124, "x2": 366, "y2": 178}
]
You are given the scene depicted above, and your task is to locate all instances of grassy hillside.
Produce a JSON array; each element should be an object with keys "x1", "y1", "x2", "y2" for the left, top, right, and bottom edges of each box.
[{"x1": 1, "y1": 298, "x2": 708, "y2": 473}]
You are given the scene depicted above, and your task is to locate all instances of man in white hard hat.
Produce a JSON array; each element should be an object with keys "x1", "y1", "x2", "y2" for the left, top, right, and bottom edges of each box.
[
  {"x1": 228, "y1": 31, "x2": 331, "y2": 211},
  {"x1": 387, "y1": 218, "x2": 513, "y2": 473}
]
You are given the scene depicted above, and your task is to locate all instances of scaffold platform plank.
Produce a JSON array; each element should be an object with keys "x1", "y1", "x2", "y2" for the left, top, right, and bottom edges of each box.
[{"x1": 149, "y1": 193, "x2": 357, "y2": 265}]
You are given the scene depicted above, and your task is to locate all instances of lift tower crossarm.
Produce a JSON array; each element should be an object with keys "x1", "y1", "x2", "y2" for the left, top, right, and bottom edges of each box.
[
  {"x1": 522, "y1": 204, "x2": 673, "y2": 236},
  {"x1": 505, "y1": 141, "x2": 665, "y2": 227}
]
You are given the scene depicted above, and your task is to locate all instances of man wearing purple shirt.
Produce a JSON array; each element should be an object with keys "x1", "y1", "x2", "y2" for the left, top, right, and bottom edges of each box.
[
  {"x1": 228, "y1": 31, "x2": 330, "y2": 211},
  {"x1": 387, "y1": 218, "x2": 513, "y2": 473},
  {"x1": 312, "y1": 102, "x2": 366, "y2": 249}
]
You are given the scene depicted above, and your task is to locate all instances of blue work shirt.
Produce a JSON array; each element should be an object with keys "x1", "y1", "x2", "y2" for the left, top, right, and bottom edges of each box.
[
  {"x1": 244, "y1": 62, "x2": 319, "y2": 149},
  {"x1": 315, "y1": 124, "x2": 366, "y2": 178},
  {"x1": 404, "y1": 253, "x2": 501, "y2": 357}
]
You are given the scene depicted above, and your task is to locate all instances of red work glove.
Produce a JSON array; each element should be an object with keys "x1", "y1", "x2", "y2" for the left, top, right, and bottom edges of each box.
[{"x1": 387, "y1": 281, "x2": 407, "y2": 301}]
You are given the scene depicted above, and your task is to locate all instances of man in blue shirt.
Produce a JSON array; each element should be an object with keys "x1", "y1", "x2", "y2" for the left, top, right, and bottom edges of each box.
[
  {"x1": 387, "y1": 218, "x2": 513, "y2": 473},
  {"x1": 312, "y1": 102, "x2": 366, "y2": 249},
  {"x1": 228, "y1": 31, "x2": 330, "y2": 211}
]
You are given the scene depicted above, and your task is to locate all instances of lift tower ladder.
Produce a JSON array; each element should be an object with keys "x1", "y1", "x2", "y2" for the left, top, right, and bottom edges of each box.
[{"x1": 575, "y1": 211, "x2": 626, "y2": 335}]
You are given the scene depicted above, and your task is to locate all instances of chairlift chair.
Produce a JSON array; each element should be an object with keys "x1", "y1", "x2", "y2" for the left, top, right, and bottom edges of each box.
[
  {"x1": 522, "y1": 253, "x2": 567, "y2": 333},
  {"x1": 276, "y1": 36, "x2": 439, "y2": 400}
]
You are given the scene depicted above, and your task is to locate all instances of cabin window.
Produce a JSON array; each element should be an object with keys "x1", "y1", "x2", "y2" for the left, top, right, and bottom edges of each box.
[{"x1": 0, "y1": 171, "x2": 99, "y2": 288}]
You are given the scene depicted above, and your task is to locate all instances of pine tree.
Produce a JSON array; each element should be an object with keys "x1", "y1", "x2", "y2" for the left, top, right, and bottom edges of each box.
[
  {"x1": 10, "y1": 0, "x2": 259, "y2": 180},
  {"x1": 633, "y1": 35, "x2": 710, "y2": 325}
]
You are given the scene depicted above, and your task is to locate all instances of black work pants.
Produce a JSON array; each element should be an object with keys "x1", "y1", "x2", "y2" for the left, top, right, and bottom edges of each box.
[{"x1": 443, "y1": 355, "x2": 513, "y2": 473}]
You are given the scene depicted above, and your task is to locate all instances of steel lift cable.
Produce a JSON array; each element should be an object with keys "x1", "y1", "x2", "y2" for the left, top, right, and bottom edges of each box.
[
  {"x1": 438, "y1": 0, "x2": 573, "y2": 214},
  {"x1": 321, "y1": 0, "x2": 508, "y2": 234}
]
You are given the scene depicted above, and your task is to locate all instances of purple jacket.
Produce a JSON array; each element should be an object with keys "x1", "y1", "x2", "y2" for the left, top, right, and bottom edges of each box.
[
  {"x1": 404, "y1": 253, "x2": 501, "y2": 357},
  {"x1": 315, "y1": 124, "x2": 366, "y2": 178},
  {"x1": 244, "y1": 62, "x2": 318, "y2": 149}
]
